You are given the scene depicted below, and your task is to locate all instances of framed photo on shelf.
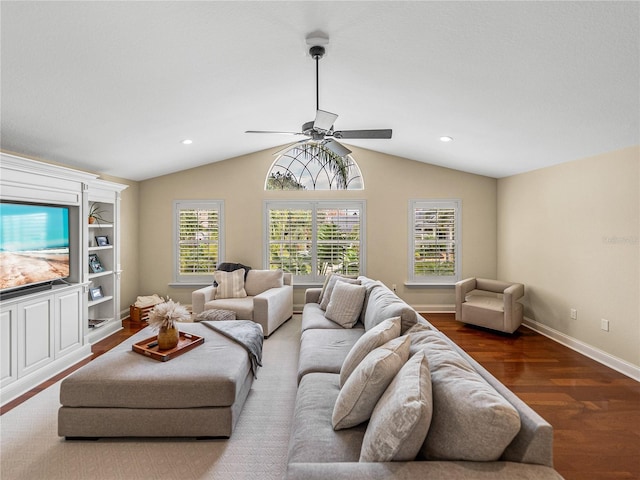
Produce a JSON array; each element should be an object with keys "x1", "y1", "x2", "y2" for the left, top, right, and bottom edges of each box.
[
  {"x1": 95, "y1": 235, "x2": 110, "y2": 246},
  {"x1": 89, "y1": 286, "x2": 104, "y2": 301},
  {"x1": 88, "y1": 253, "x2": 104, "y2": 273}
]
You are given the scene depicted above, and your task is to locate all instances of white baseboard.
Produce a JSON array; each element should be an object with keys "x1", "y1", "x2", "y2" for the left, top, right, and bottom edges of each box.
[{"x1": 523, "y1": 317, "x2": 640, "y2": 382}]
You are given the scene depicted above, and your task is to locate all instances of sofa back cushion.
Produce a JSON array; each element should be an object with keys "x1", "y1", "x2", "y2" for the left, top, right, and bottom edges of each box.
[
  {"x1": 244, "y1": 269, "x2": 284, "y2": 296},
  {"x1": 362, "y1": 283, "x2": 418, "y2": 333},
  {"x1": 411, "y1": 329, "x2": 521, "y2": 462}
]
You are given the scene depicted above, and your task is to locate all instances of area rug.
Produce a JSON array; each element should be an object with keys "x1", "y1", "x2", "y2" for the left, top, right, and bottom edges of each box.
[{"x1": 0, "y1": 315, "x2": 301, "y2": 480}]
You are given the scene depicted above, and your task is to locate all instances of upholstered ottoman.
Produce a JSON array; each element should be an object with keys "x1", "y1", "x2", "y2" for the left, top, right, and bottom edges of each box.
[{"x1": 58, "y1": 322, "x2": 256, "y2": 439}]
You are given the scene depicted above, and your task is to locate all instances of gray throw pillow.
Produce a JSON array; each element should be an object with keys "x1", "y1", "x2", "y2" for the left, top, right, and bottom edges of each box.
[
  {"x1": 360, "y1": 350, "x2": 432, "y2": 462},
  {"x1": 325, "y1": 281, "x2": 367, "y2": 328},
  {"x1": 213, "y1": 268, "x2": 247, "y2": 299},
  {"x1": 319, "y1": 274, "x2": 361, "y2": 310},
  {"x1": 340, "y1": 316, "x2": 402, "y2": 387},
  {"x1": 332, "y1": 335, "x2": 410, "y2": 430}
]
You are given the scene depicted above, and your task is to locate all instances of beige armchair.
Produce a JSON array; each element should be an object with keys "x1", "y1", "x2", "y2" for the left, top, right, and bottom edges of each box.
[
  {"x1": 455, "y1": 277, "x2": 524, "y2": 334},
  {"x1": 192, "y1": 269, "x2": 293, "y2": 337}
]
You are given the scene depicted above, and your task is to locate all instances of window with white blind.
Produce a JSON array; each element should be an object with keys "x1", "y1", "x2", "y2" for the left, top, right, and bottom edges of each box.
[
  {"x1": 173, "y1": 200, "x2": 224, "y2": 283},
  {"x1": 264, "y1": 201, "x2": 365, "y2": 283},
  {"x1": 409, "y1": 199, "x2": 461, "y2": 284}
]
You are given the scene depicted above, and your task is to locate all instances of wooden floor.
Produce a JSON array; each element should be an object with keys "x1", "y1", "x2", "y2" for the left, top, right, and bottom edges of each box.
[{"x1": 2, "y1": 314, "x2": 639, "y2": 479}]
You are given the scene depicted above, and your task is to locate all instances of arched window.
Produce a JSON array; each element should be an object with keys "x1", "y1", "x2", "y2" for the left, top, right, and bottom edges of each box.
[{"x1": 265, "y1": 143, "x2": 364, "y2": 190}]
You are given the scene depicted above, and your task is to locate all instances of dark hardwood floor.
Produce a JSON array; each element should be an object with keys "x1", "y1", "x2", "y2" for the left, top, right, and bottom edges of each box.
[{"x1": 2, "y1": 314, "x2": 639, "y2": 479}]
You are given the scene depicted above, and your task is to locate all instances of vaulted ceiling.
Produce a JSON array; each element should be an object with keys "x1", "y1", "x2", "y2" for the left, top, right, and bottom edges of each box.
[{"x1": 1, "y1": 1, "x2": 638, "y2": 181}]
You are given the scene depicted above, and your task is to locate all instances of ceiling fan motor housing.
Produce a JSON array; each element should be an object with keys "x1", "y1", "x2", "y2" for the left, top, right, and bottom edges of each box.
[{"x1": 309, "y1": 45, "x2": 325, "y2": 59}]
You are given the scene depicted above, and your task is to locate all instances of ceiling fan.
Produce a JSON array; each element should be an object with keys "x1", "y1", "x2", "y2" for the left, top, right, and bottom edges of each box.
[{"x1": 245, "y1": 44, "x2": 392, "y2": 157}]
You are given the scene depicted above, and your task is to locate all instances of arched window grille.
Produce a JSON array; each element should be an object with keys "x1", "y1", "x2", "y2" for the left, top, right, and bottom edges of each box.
[{"x1": 265, "y1": 143, "x2": 364, "y2": 190}]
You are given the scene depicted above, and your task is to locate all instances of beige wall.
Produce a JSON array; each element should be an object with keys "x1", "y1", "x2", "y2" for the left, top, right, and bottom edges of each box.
[
  {"x1": 497, "y1": 146, "x2": 639, "y2": 367},
  {"x1": 137, "y1": 144, "x2": 497, "y2": 311}
]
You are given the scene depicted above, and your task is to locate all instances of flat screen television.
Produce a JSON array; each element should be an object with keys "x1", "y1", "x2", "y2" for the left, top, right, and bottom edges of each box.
[{"x1": 0, "y1": 201, "x2": 71, "y2": 294}]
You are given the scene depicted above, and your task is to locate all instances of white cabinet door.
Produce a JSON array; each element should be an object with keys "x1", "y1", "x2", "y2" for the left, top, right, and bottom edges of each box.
[
  {"x1": 55, "y1": 288, "x2": 83, "y2": 357},
  {"x1": 17, "y1": 296, "x2": 54, "y2": 377},
  {"x1": 0, "y1": 305, "x2": 18, "y2": 388}
]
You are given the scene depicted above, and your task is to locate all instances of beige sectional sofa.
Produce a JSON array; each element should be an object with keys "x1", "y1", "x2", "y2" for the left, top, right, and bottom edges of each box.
[{"x1": 287, "y1": 275, "x2": 564, "y2": 480}]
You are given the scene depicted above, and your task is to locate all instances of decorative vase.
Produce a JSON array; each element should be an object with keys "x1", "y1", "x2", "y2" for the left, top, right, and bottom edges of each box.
[
  {"x1": 88, "y1": 216, "x2": 96, "y2": 224},
  {"x1": 157, "y1": 325, "x2": 179, "y2": 350}
]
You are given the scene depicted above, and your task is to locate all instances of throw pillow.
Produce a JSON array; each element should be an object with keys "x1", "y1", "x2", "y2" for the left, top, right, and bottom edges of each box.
[
  {"x1": 340, "y1": 316, "x2": 402, "y2": 387},
  {"x1": 244, "y1": 269, "x2": 284, "y2": 296},
  {"x1": 332, "y1": 335, "x2": 410, "y2": 430},
  {"x1": 360, "y1": 351, "x2": 432, "y2": 462},
  {"x1": 213, "y1": 268, "x2": 247, "y2": 299},
  {"x1": 194, "y1": 309, "x2": 236, "y2": 322},
  {"x1": 319, "y1": 275, "x2": 361, "y2": 311},
  {"x1": 416, "y1": 330, "x2": 521, "y2": 461},
  {"x1": 214, "y1": 262, "x2": 251, "y2": 286},
  {"x1": 325, "y1": 281, "x2": 367, "y2": 328}
]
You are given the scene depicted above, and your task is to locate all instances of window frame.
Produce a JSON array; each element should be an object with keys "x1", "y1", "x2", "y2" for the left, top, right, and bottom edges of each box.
[
  {"x1": 263, "y1": 200, "x2": 366, "y2": 284},
  {"x1": 408, "y1": 199, "x2": 461, "y2": 285},
  {"x1": 172, "y1": 200, "x2": 225, "y2": 285}
]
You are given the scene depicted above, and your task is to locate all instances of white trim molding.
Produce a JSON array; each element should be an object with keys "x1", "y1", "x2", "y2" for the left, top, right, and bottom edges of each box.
[{"x1": 523, "y1": 317, "x2": 640, "y2": 382}]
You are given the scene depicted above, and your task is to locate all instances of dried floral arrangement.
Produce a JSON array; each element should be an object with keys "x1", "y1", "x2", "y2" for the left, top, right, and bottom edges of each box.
[{"x1": 147, "y1": 299, "x2": 191, "y2": 330}]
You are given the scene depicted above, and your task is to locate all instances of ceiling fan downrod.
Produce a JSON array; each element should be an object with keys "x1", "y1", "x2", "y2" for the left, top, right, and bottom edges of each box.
[{"x1": 309, "y1": 45, "x2": 325, "y2": 112}]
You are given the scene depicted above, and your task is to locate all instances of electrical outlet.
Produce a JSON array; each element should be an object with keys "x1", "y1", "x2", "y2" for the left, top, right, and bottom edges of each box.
[
  {"x1": 570, "y1": 308, "x2": 577, "y2": 320},
  {"x1": 601, "y1": 319, "x2": 610, "y2": 332},
  {"x1": 392, "y1": 284, "x2": 397, "y2": 293}
]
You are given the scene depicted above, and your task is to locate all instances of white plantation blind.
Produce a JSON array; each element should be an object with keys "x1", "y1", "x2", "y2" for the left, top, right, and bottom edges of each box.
[
  {"x1": 173, "y1": 200, "x2": 224, "y2": 283},
  {"x1": 409, "y1": 199, "x2": 461, "y2": 284},
  {"x1": 265, "y1": 201, "x2": 365, "y2": 283}
]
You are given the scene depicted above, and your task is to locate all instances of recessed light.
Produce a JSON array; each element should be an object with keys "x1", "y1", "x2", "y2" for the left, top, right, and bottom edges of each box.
[
  {"x1": 440, "y1": 136, "x2": 453, "y2": 142},
  {"x1": 181, "y1": 139, "x2": 193, "y2": 145}
]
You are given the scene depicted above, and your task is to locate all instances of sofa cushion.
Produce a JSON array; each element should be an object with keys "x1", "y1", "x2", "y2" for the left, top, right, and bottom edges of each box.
[
  {"x1": 204, "y1": 296, "x2": 254, "y2": 320},
  {"x1": 411, "y1": 330, "x2": 521, "y2": 462},
  {"x1": 325, "y1": 281, "x2": 367, "y2": 328},
  {"x1": 244, "y1": 269, "x2": 284, "y2": 296},
  {"x1": 332, "y1": 336, "x2": 410, "y2": 430},
  {"x1": 298, "y1": 328, "x2": 364, "y2": 384},
  {"x1": 360, "y1": 350, "x2": 432, "y2": 462},
  {"x1": 340, "y1": 316, "x2": 401, "y2": 387},
  {"x1": 363, "y1": 284, "x2": 418, "y2": 333},
  {"x1": 320, "y1": 275, "x2": 361, "y2": 310},
  {"x1": 301, "y1": 303, "x2": 349, "y2": 332},
  {"x1": 287, "y1": 373, "x2": 366, "y2": 464},
  {"x1": 214, "y1": 268, "x2": 247, "y2": 299}
]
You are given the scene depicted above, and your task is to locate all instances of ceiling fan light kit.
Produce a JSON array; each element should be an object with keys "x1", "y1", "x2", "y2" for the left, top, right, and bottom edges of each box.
[{"x1": 246, "y1": 35, "x2": 392, "y2": 158}]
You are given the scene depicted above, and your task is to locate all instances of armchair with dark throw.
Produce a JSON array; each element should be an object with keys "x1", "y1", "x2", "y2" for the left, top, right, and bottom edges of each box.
[{"x1": 192, "y1": 264, "x2": 293, "y2": 337}]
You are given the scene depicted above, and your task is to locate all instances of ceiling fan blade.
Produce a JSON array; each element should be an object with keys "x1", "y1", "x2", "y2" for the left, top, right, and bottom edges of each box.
[
  {"x1": 323, "y1": 139, "x2": 352, "y2": 157},
  {"x1": 313, "y1": 110, "x2": 338, "y2": 133},
  {"x1": 245, "y1": 130, "x2": 307, "y2": 135},
  {"x1": 272, "y1": 139, "x2": 309, "y2": 156},
  {"x1": 333, "y1": 129, "x2": 393, "y2": 139}
]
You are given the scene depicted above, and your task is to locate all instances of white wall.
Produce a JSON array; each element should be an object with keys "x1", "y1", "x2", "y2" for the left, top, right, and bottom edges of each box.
[{"x1": 497, "y1": 146, "x2": 639, "y2": 368}]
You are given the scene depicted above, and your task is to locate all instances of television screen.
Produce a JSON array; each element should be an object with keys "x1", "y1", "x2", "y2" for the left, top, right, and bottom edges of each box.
[{"x1": 0, "y1": 201, "x2": 70, "y2": 292}]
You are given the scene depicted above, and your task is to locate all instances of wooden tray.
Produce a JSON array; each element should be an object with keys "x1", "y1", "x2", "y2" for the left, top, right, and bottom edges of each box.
[{"x1": 132, "y1": 332, "x2": 204, "y2": 362}]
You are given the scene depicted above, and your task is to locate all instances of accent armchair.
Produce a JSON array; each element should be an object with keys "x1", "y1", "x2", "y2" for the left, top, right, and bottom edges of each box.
[
  {"x1": 455, "y1": 277, "x2": 525, "y2": 334},
  {"x1": 192, "y1": 269, "x2": 293, "y2": 337}
]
